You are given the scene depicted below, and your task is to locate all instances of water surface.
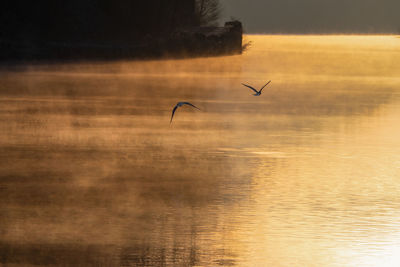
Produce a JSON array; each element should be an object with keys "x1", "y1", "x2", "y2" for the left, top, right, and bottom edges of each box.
[{"x1": 1, "y1": 35, "x2": 400, "y2": 266}]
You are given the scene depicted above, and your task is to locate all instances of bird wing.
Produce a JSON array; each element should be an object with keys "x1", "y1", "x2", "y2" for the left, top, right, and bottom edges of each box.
[
  {"x1": 170, "y1": 105, "x2": 178, "y2": 123},
  {"x1": 182, "y1": 102, "x2": 200, "y2": 110},
  {"x1": 259, "y1": 80, "x2": 271, "y2": 93},
  {"x1": 242, "y1": 83, "x2": 259, "y2": 93}
]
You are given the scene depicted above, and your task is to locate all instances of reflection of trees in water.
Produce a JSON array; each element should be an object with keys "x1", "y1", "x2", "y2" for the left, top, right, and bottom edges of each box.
[
  {"x1": 118, "y1": 200, "x2": 202, "y2": 266},
  {"x1": 0, "y1": 143, "x2": 244, "y2": 266},
  {"x1": 119, "y1": 217, "x2": 199, "y2": 266}
]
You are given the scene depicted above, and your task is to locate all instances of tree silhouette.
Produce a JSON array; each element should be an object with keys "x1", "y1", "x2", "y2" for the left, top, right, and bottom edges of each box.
[
  {"x1": 195, "y1": 0, "x2": 221, "y2": 26},
  {"x1": 0, "y1": 0, "x2": 197, "y2": 43}
]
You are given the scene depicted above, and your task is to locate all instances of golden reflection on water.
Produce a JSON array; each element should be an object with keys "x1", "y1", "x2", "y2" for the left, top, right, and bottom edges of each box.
[{"x1": 1, "y1": 35, "x2": 400, "y2": 266}]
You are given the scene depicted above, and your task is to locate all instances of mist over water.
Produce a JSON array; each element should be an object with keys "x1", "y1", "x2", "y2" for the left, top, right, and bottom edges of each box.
[{"x1": 1, "y1": 35, "x2": 400, "y2": 266}]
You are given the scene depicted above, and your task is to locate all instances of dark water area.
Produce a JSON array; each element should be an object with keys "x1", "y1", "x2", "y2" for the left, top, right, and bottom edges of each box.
[{"x1": 1, "y1": 35, "x2": 400, "y2": 266}]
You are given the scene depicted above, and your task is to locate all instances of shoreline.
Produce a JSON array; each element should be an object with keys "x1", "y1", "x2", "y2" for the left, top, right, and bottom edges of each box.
[{"x1": 0, "y1": 21, "x2": 243, "y2": 64}]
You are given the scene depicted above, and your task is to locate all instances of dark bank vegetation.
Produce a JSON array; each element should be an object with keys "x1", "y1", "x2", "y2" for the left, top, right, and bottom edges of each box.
[
  {"x1": 195, "y1": 0, "x2": 222, "y2": 26},
  {"x1": 0, "y1": 0, "x2": 241, "y2": 61},
  {"x1": 0, "y1": 1, "x2": 195, "y2": 44}
]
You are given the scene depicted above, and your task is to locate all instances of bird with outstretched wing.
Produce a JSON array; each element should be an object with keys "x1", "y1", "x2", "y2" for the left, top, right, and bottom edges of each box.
[
  {"x1": 242, "y1": 80, "x2": 271, "y2": 96},
  {"x1": 170, "y1": 102, "x2": 200, "y2": 123}
]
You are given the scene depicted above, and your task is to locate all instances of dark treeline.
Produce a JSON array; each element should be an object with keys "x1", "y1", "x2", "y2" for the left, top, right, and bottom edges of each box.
[
  {"x1": 0, "y1": 0, "x2": 196, "y2": 44},
  {"x1": 0, "y1": 0, "x2": 243, "y2": 60}
]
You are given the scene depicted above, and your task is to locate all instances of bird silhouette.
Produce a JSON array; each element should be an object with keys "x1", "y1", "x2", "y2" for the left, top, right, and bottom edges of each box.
[
  {"x1": 242, "y1": 80, "x2": 271, "y2": 96},
  {"x1": 170, "y1": 102, "x2": 200, "y2": 123}
]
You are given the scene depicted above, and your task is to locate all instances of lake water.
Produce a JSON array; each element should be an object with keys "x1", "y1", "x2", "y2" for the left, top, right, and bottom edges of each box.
[{"x1": 1, "y1": 35, "x2": 400, "y2": 266}]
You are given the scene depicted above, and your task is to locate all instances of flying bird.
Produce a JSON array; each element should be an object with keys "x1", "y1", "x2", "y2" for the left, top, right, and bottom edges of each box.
[
  {"x1": 242, "y1": 80, "x2": 271, "y2": 96},
  {"x1": 170, "y1": 102, "x2": 200, "y2": 123}
]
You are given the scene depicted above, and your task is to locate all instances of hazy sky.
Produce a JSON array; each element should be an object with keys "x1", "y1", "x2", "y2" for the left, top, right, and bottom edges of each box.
[{"x1": 220, "y1": 0, "x2": 400, "y2": 33}]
